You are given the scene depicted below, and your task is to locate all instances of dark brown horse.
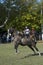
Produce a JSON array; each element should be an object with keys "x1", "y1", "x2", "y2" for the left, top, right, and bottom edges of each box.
[{"x1": 14, "y1": 31, "x2": 40, "y2": 55}]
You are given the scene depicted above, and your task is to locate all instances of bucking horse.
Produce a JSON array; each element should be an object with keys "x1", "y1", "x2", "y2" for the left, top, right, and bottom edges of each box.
[{"x1": 14, "y1": 31, "x2": 41, "y2": 56}]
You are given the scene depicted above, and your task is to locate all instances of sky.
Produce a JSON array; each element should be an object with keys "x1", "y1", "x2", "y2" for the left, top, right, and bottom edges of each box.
[
  {"x1": 0, "y1": 0, "x2": 5, "y2": 3},
  {"x1": 37, "y1": 0, "x2": 41, "y2": 2},
  {"x1": 0, "y1": 0, "x2": 41, "y2": 3}
]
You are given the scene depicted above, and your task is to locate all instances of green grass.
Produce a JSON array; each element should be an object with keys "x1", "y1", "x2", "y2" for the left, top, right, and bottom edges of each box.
[{"x1": 0, "y1": 42, "x2": 43, "y2": 65}]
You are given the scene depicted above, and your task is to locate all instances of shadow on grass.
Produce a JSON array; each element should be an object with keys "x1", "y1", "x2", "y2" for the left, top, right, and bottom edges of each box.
[{"x1": 20, "y1": 52, "x2": 43, "y2": 59}]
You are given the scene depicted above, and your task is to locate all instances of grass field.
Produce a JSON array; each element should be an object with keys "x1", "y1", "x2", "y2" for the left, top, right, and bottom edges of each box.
[{"x1": 0, "y1": 42, "x2": 43, "y2": 65}]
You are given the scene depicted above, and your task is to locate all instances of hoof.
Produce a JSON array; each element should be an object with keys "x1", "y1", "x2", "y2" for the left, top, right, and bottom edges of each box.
[
  {"x1": 37, "y1": 52, "x2": 41, "y2": 56},
  {"x1": 15, "y1": 51, "x2": 20, "y2": 54}
]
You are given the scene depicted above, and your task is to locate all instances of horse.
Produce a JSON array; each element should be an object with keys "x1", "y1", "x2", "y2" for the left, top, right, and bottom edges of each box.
[{"x1": 14, "y1": 31, "x2": 40, "y2": 55}]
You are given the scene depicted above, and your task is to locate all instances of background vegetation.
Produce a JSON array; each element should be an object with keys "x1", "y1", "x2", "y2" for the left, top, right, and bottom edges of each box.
[{"x1": 0, "y1": 0, "x2": 43, "y2": 32}]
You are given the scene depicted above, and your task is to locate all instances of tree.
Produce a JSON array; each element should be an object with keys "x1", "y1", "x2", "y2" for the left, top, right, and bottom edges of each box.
[{"x1": 0, "y1": 0, "x2": 42, "y2": 32}]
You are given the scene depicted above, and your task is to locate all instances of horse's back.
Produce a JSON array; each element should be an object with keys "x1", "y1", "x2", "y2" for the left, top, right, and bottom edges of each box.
[{"x1": 14, "y1": 31, "x2": 37, "y2": 47}]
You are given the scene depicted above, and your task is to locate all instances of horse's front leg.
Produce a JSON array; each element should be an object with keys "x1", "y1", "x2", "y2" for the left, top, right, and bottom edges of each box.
[{"x1": 14, "y1": 42, "x2": 19, "y2": 53}]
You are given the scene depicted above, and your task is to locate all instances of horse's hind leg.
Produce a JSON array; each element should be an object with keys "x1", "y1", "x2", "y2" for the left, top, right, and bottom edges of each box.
[
  {"x1": 28, "y1": 45, "x2": 36, "y2": 54},
  {"x1": 34, "y1": 45, "x2": 41, "y2": 56},
  {"x1": 34, "y1": 45, "x2": 39, "y2": 51}
]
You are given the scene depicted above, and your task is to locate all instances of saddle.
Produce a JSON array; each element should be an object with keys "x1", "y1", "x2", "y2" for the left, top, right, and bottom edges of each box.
[{"x1": 21, "y1": 37, "x2": 30, "y2": 43}]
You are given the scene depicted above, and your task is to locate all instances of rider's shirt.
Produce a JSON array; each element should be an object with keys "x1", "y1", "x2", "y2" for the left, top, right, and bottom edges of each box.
[{"x1": 24, "y1": 29, "x2": 30, "y2": 34}]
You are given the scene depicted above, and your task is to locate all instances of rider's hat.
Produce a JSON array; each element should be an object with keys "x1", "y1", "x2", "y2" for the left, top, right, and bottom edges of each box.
[
  {"x1": 32, "y1": 27, "x2": 34, "y2": 30},
  {"x1": 25, "y1": 26, "x2": 28, "y2": 29}
]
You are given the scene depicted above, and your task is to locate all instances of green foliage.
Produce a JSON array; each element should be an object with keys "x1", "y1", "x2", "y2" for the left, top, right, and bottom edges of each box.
[
  {"x1": 0, "y1": 0, "x2": 43, "y2": 32},
  {"x1": 0, "y1": 3, "x2": 7, "y2": 25}
]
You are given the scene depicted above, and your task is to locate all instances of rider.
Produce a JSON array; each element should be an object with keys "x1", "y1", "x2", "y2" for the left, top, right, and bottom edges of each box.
[
  {"x1": 31, "y1": 27, "x2": 36, "y2": 37},
  {"x1": 23, "y1": 26, "x2": 30, "y2": 38},
  {"x1": 31, "y1": 27, "x2": 37, "y2": 43}
]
